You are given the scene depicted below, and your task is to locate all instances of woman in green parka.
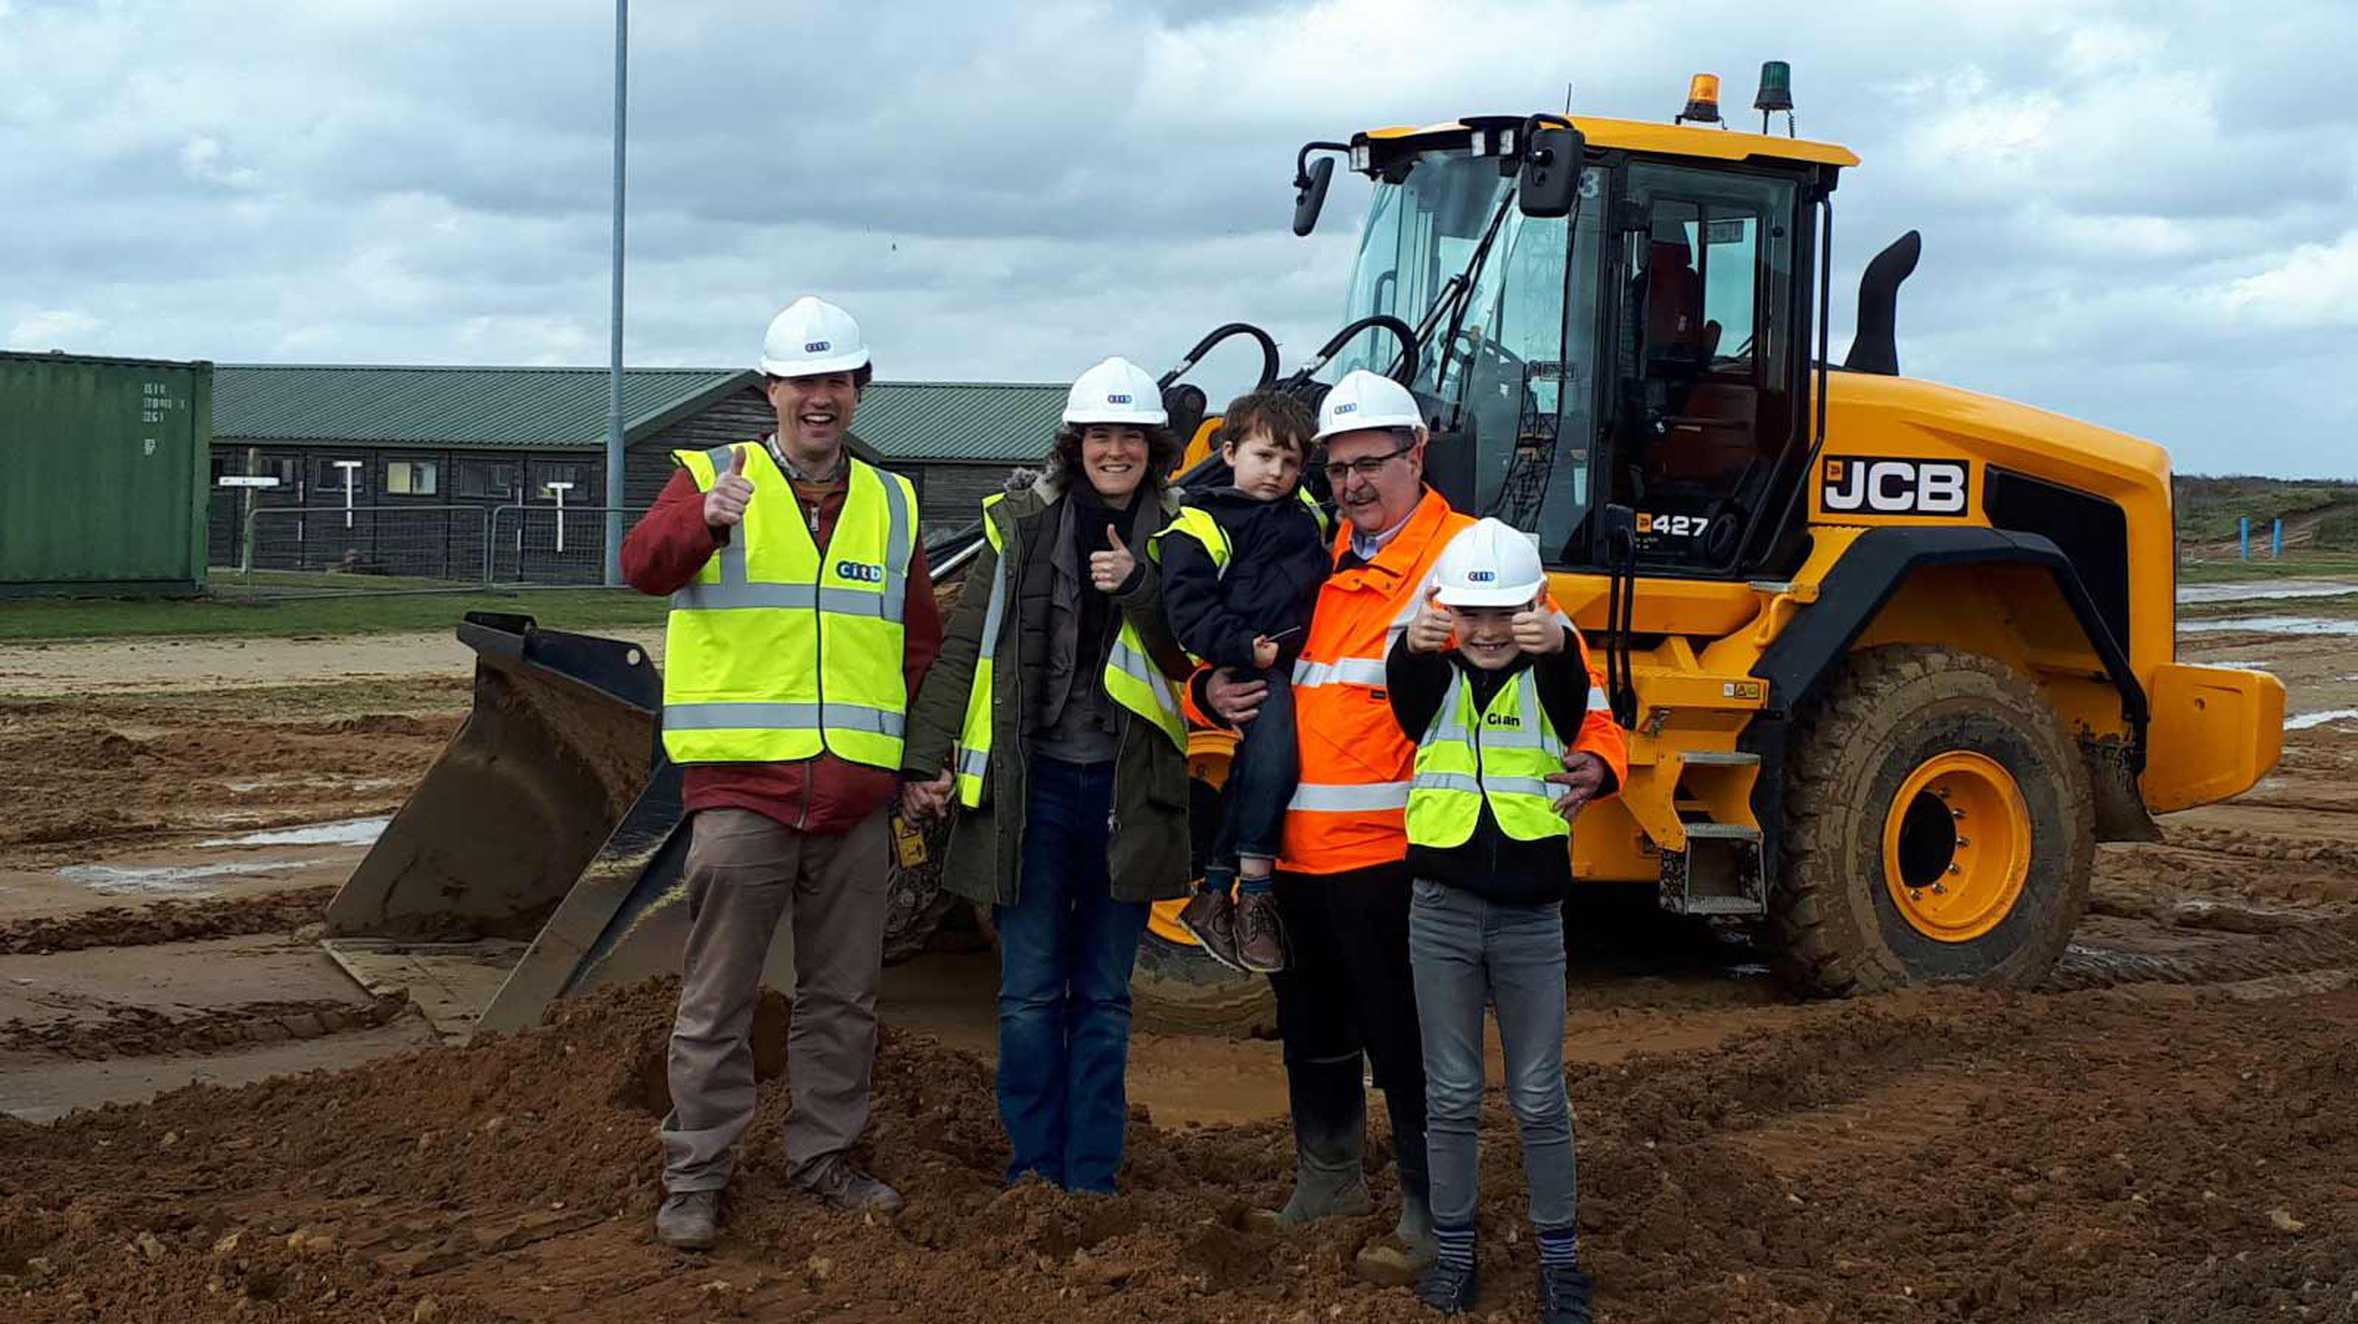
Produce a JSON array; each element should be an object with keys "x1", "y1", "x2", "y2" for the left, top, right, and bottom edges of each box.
[{"x1": 900, "y1": 355, "x2": 1195, "y2": 1192}]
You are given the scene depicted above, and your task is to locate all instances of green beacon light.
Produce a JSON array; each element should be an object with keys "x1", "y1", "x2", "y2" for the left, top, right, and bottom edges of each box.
[{"x1": 1756, "y1": 60, "x2": 1795, "y2": 136}]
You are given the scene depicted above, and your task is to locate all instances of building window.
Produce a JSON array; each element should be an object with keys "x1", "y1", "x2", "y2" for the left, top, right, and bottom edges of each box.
[
  {"x1": 260, "y1": 456, "x2": 301, "y2": 490},
  {"x1": 531, "y1": 461, "x2": 591, "y2": 502},
  {"x1": 454, "y1": 459, "x2": 517, "y2": 500},
  {"x1": 316, "y1": 457, "x2": 368, "y2": 494},
  {"x1": 387, "y1": 459, "x2": 441, "y2": 496}
]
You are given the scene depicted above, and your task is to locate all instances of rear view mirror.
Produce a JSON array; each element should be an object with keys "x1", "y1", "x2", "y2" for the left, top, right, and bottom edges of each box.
[
  {"x1": 1517, "y1": 117, "x2": 1585, "y2": 219},
  {"x1": 1293, "y1": 156, "x2": 1336, "y2": 237}
]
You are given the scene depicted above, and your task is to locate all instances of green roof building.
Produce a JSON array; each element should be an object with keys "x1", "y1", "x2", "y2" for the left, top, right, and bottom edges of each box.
[{"x1": 208, "y1": 364, "x2": 1059, "y2": 578}]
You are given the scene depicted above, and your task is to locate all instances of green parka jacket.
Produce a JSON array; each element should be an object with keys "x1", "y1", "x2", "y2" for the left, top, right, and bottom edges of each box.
[{"x1": 901, "y1": 469, "x2": 1195, "y2": 908}]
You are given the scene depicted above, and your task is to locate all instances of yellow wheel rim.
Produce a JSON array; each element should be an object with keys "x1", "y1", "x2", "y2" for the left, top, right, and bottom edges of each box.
[{"x1": 1881, "y1": 751, "x2": 2031, "y2": 943}]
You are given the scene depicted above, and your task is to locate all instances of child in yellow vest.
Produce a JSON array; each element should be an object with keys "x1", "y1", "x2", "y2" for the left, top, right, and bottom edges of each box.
[{"x1": 1385, "y1": 517, "x2": 1627, "y2": 1323}]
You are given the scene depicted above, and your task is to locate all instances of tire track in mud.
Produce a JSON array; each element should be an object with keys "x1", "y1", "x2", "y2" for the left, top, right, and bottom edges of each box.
[{"x1": 2043, "y1": 924, "x2": 2358, "y2": 993}]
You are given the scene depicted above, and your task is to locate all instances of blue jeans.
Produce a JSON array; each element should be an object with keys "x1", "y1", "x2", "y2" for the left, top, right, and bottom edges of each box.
[
  {"x1": 995, "y1": 756, "x2": 1152, "y2": 1192},
  {"x1": 1409, "y1": 878, "x2": 1577, "y2": 1232},
  {"x1": 1205, "y1": 669, "x2": 1296, "y2": 896}
]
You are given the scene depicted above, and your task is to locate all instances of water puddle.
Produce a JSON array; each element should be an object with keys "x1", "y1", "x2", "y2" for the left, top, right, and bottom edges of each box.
[
  {"x1": 2179, "y1": 617, "x2": 2358, "y2": 637},
  {"x1": 55, "y1": 859, "x2": 315, "y2": 897},
  {"x1": 2178, "y1": 582, "x2": 2358, "y2": 605},
  {"x1": 197, "y1": 817, "x2": 391, "y2": 849},
  {"x1": 2287, "y1": 709, "x2": 2358, "y2": 731}
]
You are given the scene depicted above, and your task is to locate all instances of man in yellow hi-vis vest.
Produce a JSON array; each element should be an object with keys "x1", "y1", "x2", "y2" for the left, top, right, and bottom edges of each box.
[{"x1": 621, "y1": 297, "x2": 940, "y2": 1249}]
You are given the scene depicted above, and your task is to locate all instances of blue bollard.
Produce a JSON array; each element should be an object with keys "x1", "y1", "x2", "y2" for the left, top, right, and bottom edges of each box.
[
  {"x1": 2273, "y1": 517, "x2": 2284, "y2": 559},
  {"x1": 2240, "y1": 516, "x2": 2250, "y2": 561}
]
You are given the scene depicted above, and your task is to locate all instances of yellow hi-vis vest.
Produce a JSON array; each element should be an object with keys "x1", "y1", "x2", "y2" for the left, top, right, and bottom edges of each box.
[
  {"x1": 662, "y1": 442, "x2": 918, "y2": 770},
  {"x1": 953, "y1": 491, "x2": 1186, "y2": 809},
  {"x1": 1404, "y1": 664, "x2": 1570, "y2": 847}
]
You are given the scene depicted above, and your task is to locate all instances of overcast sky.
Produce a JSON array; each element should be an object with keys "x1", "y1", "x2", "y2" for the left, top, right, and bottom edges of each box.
[{"x1": 5, "y1": 0, "x2": 2354, "y2": 477}]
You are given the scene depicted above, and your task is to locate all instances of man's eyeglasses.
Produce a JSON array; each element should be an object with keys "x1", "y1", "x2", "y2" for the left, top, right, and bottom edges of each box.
[{"x1": 1321, "y1": 440, "x2": 1416, "y2": 486}]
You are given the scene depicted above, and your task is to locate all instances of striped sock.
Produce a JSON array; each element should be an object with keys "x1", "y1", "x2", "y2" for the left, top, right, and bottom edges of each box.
[
  {"x1": 1537, "y1": 1224, "x2": 1578, "y2": 1270},
  {"x1": 1433, "y1": 1221, "x2": 1476, "y2": 1271}
]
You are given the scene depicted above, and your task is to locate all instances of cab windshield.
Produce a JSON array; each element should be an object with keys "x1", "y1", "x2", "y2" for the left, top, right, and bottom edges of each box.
[{"x1": 1335, "y1": 146, "x2": 1603, "y2": 559}]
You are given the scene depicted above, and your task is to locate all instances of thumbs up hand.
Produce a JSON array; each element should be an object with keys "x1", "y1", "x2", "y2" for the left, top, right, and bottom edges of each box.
[
  {"x1": 1406, "y1": 586, "x2": 1455, "y2": 654},
  {"x1": 703, "y1": 446, "x2": 755, "y2": 529},
  {"x1": 1090, "y1": 524, "x2": 1137, "y2": 594}
]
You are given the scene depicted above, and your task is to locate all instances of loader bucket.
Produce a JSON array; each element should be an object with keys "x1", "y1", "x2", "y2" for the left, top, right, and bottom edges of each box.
[{"x1": 320, "y1": 611, "x2": 731, "y2": 1040}]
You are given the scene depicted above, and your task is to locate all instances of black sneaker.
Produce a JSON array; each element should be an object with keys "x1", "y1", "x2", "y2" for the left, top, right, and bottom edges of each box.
[
  {"x1": 1537, "y1": 1263, "x2": 1593, "y2": 1324},
  {"x1": 1414, "y1": 1257, "x2": 1478, "y2": 1314}
]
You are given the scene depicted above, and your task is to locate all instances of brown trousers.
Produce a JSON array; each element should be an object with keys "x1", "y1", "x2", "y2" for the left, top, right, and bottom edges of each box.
[{"x1": 660, "y1": 805, "x2": 890, "y2": 1193}]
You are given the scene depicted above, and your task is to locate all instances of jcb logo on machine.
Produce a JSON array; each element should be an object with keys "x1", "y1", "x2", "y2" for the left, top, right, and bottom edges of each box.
[
  {"x1": 835, "y1": 560, "x2": 885, "y2": 584},
  {"x1": 1821, "y1": 457, "x2": 1969, "y2": 516},
  {"x1": 1636, "y1": 512, "x2": 1707, "y2": 538}
]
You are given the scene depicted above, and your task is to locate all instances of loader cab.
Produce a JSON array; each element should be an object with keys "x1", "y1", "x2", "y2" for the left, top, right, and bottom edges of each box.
[{"x1": 1331, "y1": 117, "x2": 1851, "y2": 581}]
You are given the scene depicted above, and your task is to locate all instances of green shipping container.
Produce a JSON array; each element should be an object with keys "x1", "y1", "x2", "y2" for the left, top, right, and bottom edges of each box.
[{"x1": 1, "y1": 350, "x2": 213, "y2": 597}]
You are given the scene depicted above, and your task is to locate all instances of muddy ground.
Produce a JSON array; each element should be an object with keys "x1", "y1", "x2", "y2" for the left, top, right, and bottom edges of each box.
[{"x1": 1, "y1": 614, "x2": 2355, "y2": 1322}]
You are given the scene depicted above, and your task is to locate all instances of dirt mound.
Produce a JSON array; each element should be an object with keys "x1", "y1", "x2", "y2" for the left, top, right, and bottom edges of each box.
[
  {"x1": 0, "y1": 886, "x2": 337, "y2": 956},
  {"x1": 4, "y1": 978, "x2": 2356, "y2": 1323},
  {"x1": 2, "y1": 995, "x2": 408, "y2": 1059}
]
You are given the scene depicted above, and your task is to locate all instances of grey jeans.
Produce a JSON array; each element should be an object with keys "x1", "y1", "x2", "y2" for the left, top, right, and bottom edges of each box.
[
  {"x1": 1407, "y1": 877, "x2": 1577, "y2": 1231},
  {"x1": 660, "y1": 806, "x2": 890, "y2": 1193}
]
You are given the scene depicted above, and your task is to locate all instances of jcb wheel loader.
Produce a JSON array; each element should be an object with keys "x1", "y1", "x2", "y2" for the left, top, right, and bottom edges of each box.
[{"x1": 324, "y1": 70, "x2": 2283, "y2": 1038}]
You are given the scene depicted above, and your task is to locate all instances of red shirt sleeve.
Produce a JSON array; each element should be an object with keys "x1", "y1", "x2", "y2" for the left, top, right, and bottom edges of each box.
[
  {"x1": 621, "y1": 469, "x2": 720, "y2": 596},
  {"x1": 902, "y1": 541, "x2": 942, "y2": 700}
]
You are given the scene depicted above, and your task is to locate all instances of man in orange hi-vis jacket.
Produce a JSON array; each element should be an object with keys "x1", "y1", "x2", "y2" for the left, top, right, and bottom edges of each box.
[{"x1": 1198, "y1": 370, "x2": 1627, "y2": 1283}]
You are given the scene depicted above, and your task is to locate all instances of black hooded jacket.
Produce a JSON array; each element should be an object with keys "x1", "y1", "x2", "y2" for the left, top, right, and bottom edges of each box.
[{"x1": 1156, "y1": 486, "x2": 1330, "y2": 670}]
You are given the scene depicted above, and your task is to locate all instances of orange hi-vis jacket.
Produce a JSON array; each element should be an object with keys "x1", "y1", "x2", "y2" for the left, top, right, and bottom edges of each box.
[{"x1": 1280, "y1": 488, "x2": 1477, "y2": 875}]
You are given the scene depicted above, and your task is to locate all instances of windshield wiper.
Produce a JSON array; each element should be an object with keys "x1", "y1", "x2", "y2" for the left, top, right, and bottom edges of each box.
[{"x1": 1430, "y1": 187, "x2": 1519, "y2": 429}]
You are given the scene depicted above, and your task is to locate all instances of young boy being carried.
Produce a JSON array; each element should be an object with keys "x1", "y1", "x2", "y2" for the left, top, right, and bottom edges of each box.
[
  {"x1": 1386, "y1": 518, "x2": 1627, "y2": 1323},
  {"x1": 1153, "y1": 392, "x2": 1329, "y2": 974}
]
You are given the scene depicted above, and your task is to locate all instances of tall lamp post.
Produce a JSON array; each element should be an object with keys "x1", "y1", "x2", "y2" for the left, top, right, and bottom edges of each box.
[{"x1": 602, "y1": 0, "x2": 629, "y2": 585}]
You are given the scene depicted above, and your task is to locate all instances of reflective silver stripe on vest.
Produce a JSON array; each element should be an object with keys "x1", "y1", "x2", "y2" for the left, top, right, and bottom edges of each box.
[
  {"x1": 878, "y1": 469, "x2": 914, "y2": 625},
  {"x1": 955, "y1": 745, "x2": 990, "y2": 779},
  {"x1": 1108, "y1": 636, "x2": 1177, "y2": 710},
  {"x1": 1483, "y1": 774, "x2": 1559, "y2": 799},
  {"x1": 1288, "y1": 780, "x2": 1412, "y2": 812},
  {"x1": 1587, "y1": 686, "x2": 1609, "y2": 712},
  {"x1": 1410, "y1": 770, "x2": 1483, "y2": 794},
  {"x1": 1293, "y1": 656, "x2": 1389, "y2": 689},
  {"x1": 663, "y1": 701, "x2": 907, "y2": 735},
  {"x1": 976, "y1": 540, "x2": 1010, "y2": 665},
  {"x1": 1470, "y1": 671, "x2": 1555, "y2": 750}
]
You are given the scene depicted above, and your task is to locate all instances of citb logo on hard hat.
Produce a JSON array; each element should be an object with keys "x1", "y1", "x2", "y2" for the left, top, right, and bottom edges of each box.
[
  {"x1": 1107, "y1": 393, "x2": 1131, "y2": 404},
  {"x1": 1468, "y1": 570, "x2": 1496, "y2": 583},
  {"x1": 1335, "y1": 402, "x2": 1358, "y2": 414},
  {"x1": 805, "y1": 340, "x2": 831, "y2": 353}
]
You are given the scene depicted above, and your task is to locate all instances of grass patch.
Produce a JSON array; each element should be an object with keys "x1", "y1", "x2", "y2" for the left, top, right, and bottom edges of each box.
[
  {"x1": 0, "y1": 587, "x2": 669, "y2": 643},
  {"x1": 2174, "y1": 476, "x2": 2358, "y2": 545},
  {"x1": 2178, "y1": 552, "x2": 2358, "y2": 584}
]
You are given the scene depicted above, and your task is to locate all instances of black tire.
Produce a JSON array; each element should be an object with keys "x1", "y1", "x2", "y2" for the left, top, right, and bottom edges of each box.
[
  {"x1": 882, "y1": 812, "x2": 956, "y2": 966},
  {"x1": 1132, "y1": 932, "x2": 1277, "y2": 1038},
  {"x1": 1771, "y1": 645, "x2": 2094, "y2": 996}
]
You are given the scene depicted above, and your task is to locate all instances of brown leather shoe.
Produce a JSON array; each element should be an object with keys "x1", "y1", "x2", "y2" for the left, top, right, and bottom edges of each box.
[
  {"x1": 1176, "y1": 889, "x2": 1244, "y2": 972},
  {"x1": 1235, "y1": 890, "x2": 1290, "y2": 973}
]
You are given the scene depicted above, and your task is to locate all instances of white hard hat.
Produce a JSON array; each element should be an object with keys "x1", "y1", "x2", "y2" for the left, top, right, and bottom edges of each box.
[
  {"x1": 1315, "y1": 369, "x2": 1425, "y2": 443},
  {"x1": 760, "y1": 296, "x2": 870, "y2": 378},
  {"x1": 1062, "y1": 356, "x2": 1168, "y2": 427},
  {"x1": 1432, "y1": 517, "x2": 1547, "y2": 608}
]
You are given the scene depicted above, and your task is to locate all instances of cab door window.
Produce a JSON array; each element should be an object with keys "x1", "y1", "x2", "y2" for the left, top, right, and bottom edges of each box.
[{"x1": 1612, "y1": 164, "x2": 1796, "y2": 568}]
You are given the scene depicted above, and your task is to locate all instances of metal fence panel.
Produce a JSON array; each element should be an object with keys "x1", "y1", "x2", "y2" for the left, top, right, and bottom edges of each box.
[
  {"x1": 234, "y1": 505, "x2": 492, "y2": 587},
  {"x1": 488, "y1": 504, "x2": 644, "y2": 586}
]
